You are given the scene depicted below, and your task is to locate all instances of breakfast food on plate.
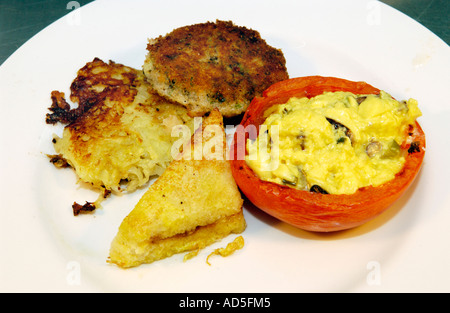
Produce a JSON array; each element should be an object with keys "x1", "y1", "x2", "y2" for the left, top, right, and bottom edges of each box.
[
  {"x1": 231, "y1": 76, "x2": 425, "y2": 232},
  {"x1": 44, "y1": 18, "x2": 426, "y2": 272},
  {"x1": 109, "y1": 109, "x2": 246, "y2": 268},
  {"x1": 46, "y1": 58, "x2": 194, "y2": 214},
  {"x1": 143, "y1": 20, "x2": 289, "y2": 118}
]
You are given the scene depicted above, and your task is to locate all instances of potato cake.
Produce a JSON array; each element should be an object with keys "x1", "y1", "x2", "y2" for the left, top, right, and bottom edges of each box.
[
  {"x1": 46, "y1": 58, "x2": 194, "y2": 205},
  {"x1": 143, "y1": 20, "x2": 289, "y2": 117}
]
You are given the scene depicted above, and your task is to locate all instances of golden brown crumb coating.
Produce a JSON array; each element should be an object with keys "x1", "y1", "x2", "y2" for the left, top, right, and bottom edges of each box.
[{"x1": 143, "y1": 20, "x2": 289, "y2": 117}]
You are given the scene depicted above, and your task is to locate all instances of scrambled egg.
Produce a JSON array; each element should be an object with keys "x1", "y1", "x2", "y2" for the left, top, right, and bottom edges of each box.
[
  {"x1": 206, "y1": 236, "x2": 245, "y2": 265},
  {"x1": 246, "y1": 91, "x2": 422, "y2": 195}
]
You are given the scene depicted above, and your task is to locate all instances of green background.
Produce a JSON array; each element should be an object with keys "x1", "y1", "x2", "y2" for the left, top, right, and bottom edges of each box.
[{"x1": 1, "y1": 0, "x2": 449, "y2": 65}]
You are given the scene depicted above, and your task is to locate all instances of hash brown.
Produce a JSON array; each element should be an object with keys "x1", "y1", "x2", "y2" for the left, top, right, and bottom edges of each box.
[
  {"x1": 143, "y1": 20, "x2": 289, "y2": 118},
  {"x1": 47, "y1": 58, "x2": 194, "y2": 197}
]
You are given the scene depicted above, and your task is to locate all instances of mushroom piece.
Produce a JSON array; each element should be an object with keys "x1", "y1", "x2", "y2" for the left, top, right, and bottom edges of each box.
[
  {"x1": 281, "y1": 166, "x2": 308, "y2": 191},
  {"x1": 326, "y1": 118, "x2": 354, "y2": 144},
  {"x1": 366, "y1": 140, "x2": 382, "y2": 157},
  {"x1": 356, "y1": 96, "x2": 367, "y2": 105}
]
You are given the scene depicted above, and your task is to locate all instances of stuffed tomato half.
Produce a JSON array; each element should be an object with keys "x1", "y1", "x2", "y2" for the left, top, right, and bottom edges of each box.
[{"x1": 230, "y1": 76, "x2": 425, "y2": 232}]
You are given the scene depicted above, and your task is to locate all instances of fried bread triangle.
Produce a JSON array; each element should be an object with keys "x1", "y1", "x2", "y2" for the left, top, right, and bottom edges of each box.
[{"x1": 109, "y1": 109, "x2": 246, "y2": 268}]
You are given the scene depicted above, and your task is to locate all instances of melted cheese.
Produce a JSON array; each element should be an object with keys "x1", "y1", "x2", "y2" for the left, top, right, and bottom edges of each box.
[{"x1": 245, "y1": 91, "x2": 422, "y2": 195}]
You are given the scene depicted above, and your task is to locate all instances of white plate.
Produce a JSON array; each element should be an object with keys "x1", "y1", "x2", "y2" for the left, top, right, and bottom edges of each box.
[{"x1": 1, "y1": 0, "x2": 449, "y2": 292}]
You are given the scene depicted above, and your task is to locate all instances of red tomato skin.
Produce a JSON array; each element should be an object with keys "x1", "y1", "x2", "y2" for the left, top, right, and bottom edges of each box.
[{"x1": 230, "y1": 76, "x2": 426, "y2": 232}]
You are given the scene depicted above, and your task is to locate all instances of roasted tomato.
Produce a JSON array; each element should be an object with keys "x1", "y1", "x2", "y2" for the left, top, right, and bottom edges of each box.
[{"x1": 230, "y1": 76, "x2": 426, "y2": 232}]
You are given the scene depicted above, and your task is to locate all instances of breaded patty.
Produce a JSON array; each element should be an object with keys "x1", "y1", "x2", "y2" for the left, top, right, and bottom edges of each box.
[
  {"x1": 47, "y1": 58, "x2": 194, "y2": 202},
  {"x1": 143, "y1": 20, "x2": 289, "y2": 117}
]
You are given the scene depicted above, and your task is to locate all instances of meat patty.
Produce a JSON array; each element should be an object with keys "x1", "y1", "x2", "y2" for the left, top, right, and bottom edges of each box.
[{"x1": 143, "y1": 20, "x2": 289, "y2": 117}]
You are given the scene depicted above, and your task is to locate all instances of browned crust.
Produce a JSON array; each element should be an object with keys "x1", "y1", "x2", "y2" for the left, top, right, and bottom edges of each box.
[
  {"x1": 46, "y1": 58, "x2": 139, "y2": 125},
  {"x1": 144, "y1": 20, "x2": 289, "y2": 117},
  {"x1": 47, "y1": 59, "x2": 140, "y2": 164},
  {"x1": 69, "y1": 57, "x2": 137, "y2": 106}
]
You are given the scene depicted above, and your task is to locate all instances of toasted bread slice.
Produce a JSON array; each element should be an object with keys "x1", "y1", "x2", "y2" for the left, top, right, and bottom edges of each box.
[{"x1": 109, "y1": 110, "x2": 246, "y2": 268}]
